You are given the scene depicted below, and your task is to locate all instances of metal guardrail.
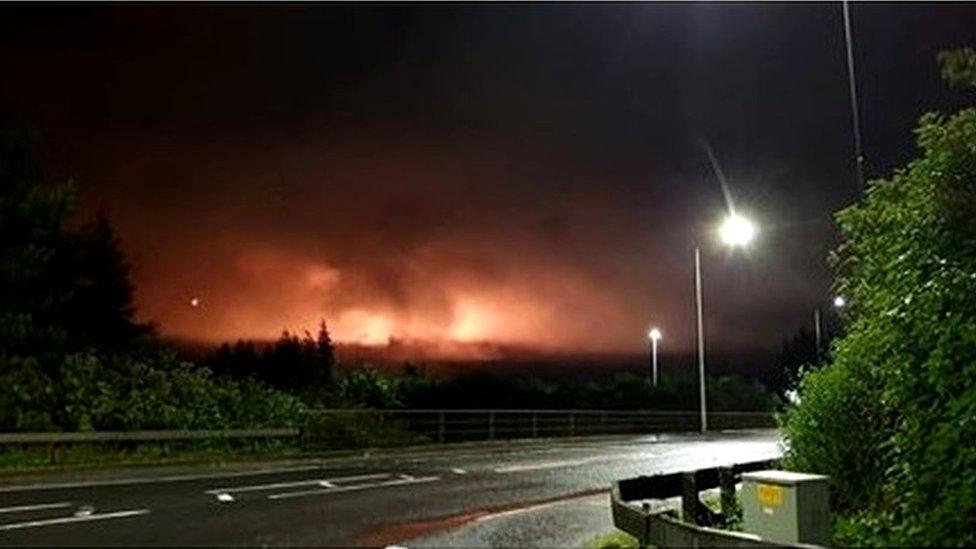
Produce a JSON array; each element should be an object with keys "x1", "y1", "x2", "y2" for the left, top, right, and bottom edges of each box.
[
  {"x1": 304, "y1": 409, "x2": 776, "y2": 446},
  {"x1": 610, "y1": 459, "x2": 825, "y2": 548},
  {"x1": 0, "y1": 409, "x2": 775, "y2": 447},
  {"x1": 0, "y1": 428, "x2": 298, "y2": 445}
]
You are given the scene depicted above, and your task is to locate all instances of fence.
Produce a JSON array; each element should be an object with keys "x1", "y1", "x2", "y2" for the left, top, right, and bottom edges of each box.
[
  {"x1": 0, "y1": 428, "x2": 298, "y2": 445},
  {"x1": 301, "y1": 409, "x2": 776, "y2": 449},
  {"x1": 0, "y1": 409, "x2": 776, "y2": 461}
]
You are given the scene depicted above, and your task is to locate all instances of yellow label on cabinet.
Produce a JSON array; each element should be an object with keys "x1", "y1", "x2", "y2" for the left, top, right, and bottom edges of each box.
[{"x1": 757, "y1": 483, "x2": 784, "y2": 507}]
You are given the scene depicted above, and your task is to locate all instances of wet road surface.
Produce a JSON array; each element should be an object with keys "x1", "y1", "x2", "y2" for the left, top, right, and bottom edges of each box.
[{"x1": 0, "y1": 430, "x2": 782, "y2": 546}]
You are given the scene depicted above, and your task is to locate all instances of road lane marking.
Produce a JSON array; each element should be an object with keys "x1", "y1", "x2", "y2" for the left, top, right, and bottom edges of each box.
[
  {"x1": 493, "y1": 456, "x2": 611, "y2": 473},
  {"x1": 0, "y1": 509, "x2": 149, "y2": 531},
  {"x1": 0, "y1": 465, "x2": 326, "y2": 493},
  {"x1": 205, "y1": 473, "x2": 391, "y2": 496},
  {"x1": 268, "y1": 475, "x2": 440, "y2": 500},
  {"x1": 451, "y1": 468, "x2": 467, "y2": 475},
  {"x1": 0, "y1": 502, "x2": 72, "y2": 514}
]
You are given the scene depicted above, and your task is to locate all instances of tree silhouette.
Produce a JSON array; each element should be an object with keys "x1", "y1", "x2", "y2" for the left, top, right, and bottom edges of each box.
[
  {"x1": 61, "y1": 210, "x2": 151, "y2": 349},
  {"x1": 771, "y1": 327, "x2": 818, "y2": 400}
]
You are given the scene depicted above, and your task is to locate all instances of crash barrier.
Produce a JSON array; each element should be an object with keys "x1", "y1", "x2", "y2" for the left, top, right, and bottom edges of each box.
[
  {"x1": 0, "y1": 428, "x2": 301, "y2": 465},
  {"x1": 302, "y1": 409, "x2": 776, "y2": 449},
  {"x1": 0, "y1": 409, "x2": 776, "y2": 461},
  {"x1": 610, "y1": 460, "x2": 826, "y2": 548},
  {"x1": 0, "y1": 428, "x2": 298, "y2": 444}
]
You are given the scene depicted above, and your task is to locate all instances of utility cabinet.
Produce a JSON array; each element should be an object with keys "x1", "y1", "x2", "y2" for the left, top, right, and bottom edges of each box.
[{"x1": 741, "y1": 470, "x2": 830, "y2": 546}]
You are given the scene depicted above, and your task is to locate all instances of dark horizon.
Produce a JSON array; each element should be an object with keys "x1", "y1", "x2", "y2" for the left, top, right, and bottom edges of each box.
[{"x1": 3, "y1": 3, "x2": 974, "y2": 364}]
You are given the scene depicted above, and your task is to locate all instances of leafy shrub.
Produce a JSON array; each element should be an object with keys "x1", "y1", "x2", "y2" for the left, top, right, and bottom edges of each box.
[
  {"x1": 333, "y1": 367, "x2": 400, "y2": 408},
  {"x1": 783, "y1": 87, "x2": 976, "y2": 544},
  {"x1": 780, "y1": 361, "x2": 887, "y2": 511},
  {"x1": 0, "y1": 349, "x2": 308, "y2": 432}
]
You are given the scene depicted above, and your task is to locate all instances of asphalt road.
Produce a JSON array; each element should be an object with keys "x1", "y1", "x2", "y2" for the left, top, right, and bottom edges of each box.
[{"x1": 0, "y1": 430, "x2": 782, "y2": 546}]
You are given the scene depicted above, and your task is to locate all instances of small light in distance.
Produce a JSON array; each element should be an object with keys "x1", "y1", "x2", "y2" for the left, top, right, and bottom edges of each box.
[
  {"x1": 718, "y1": 213, "x2": 757, "y2": 247},
  {"x1": 833, "y1": 296, "x2": 847, "y2": 308},
  {"x1": 648, "y1": 327, "x2": 662, "y2": 341},
  {"x1": 190, "y1": 297, "x2": 201, "y2": 308}
]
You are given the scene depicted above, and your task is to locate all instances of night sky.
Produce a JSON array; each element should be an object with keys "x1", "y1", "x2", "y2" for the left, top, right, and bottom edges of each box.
[{"x1": 2, "y1": 3, "x2": 974, "y2": 359}]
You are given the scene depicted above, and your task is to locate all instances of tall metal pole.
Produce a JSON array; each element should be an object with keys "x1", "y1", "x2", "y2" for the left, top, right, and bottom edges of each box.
[
  {"x1": 813, "y1": 307, "x2": 823, "y2": 362},
  {"x1": 843, "y1": 0, "x2": 865, "y2": 189},
  {"x1": 652, "y1": 336, "x2": 659, "y2": 387},
  {"x1": 694, "y1": 246, "x2": 707, "y2": 433}
]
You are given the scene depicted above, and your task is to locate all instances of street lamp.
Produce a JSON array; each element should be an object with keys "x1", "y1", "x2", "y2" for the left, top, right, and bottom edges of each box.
[
  {"x1": 695, "y1": 213, "x2": 756, "y2": 433},
  {"x1": 814, "y1": 296, "x2": 848, "y2": 361},
  {"x1": 718, "y1": 213, "x2": 757, "y2": 247},
  {"x1": 648, "y1": 327, "x2": 662, "y2": 387}
]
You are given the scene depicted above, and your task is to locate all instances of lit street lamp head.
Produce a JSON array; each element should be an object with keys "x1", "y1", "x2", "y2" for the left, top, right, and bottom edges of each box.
[
  {"x1": 718, "y1": 213, "x2": 757, "y2": 247},
  {"x1": 833, "y1": 296, "x2": 847, "y2": 308},
  {"x1": 648, "y1": 327, "x2": 662, "y2": 341}
]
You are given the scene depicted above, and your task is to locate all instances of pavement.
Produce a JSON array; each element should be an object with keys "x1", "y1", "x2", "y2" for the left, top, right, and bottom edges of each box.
[{"x1": 0, "y1": 430, "x2": 782, "y2": 546}]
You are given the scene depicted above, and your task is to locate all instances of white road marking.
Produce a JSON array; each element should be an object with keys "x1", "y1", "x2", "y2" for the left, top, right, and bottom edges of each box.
[
  {"x1": 0, "y1": 502, "x2": 72, "y2": 514},
  {"x1": 318, "y1": 481, "x2": 335, "y2": 488},
  {"x1": 451, "y1": 468, "x2": 467, "y2": 475},
  {"x1": 0, "y1": 465, "x2": 325, "y2": 493},
  {"x1": 205, "y1": 473, "x2": 391, "y2": 496},
  {"x1": 268, "y1": 475, "x2": 440, "y2": 500},
  {"x1": 493, "y1": 456, "x2": 611, "y2": 473},
  {"x1": 0, "y1": 509, "x2": 149, "y2": 531},
  {"x1": 216, "y1": 493, "x2": 235, "y2": 503}
]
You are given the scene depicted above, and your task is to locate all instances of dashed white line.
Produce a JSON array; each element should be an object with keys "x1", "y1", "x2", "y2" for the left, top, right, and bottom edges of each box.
[
  {"x1": 0, "y1": 502, "x2": 72, "y2": 514},
  {"x1": 451, "y1": 468, "x2": 467, "y2": 475},
  {"x1": 0, "y1": 509, "x2": 149, "y2": 531},
  {"x1": 268, "y1": 475, "x2": 440, "y2": 500}
]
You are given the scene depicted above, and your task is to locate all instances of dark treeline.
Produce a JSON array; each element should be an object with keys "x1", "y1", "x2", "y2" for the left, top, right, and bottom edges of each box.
[
  {"x1": 197, "y1": 331, "x2": 779, "y2": 412},
  {"x1": 0, "y1": 122, "x2": 306, "y2": 432}
]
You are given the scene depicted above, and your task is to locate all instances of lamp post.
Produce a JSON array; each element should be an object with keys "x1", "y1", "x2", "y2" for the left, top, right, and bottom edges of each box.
[
  {"x1": 695, "y1": 212, "x2": 757, "y2": 433},
  {"x1": 813, "y1": 307, "x2": 822, "y2": 362},
  {"x1": 648, "y1": 328, "x2": 662, "y2": 386},
  {"x1": 814, "y1": 296, "x2": 847, "y2": 362}
]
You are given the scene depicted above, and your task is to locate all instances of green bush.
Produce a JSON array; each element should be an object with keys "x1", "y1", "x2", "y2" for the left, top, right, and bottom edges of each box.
[
  {"x1": 0, "y1": 349, "x2": 308, "y2": 432},
  {"x1": 783, "y1": 89, "x2": 976, "y2": 544},
  {"x1": 780, "y1": 361, "x2": 887, "y2": 511}
]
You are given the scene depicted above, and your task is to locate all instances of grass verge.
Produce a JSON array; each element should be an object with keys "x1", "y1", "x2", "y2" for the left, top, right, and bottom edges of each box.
[{"x1": 586, "y1": 529, "x2": 640, "y2": 549}]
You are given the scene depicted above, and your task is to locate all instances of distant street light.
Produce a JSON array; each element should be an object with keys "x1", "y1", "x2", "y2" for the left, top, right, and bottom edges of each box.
[
  {"x1": 815, "y1": 297, "x2": 847, "y2": 362},
  {"x1": 648, "y1": 327, "x2": 662, "y2": 387},
  {"x1": 695, "y1": 213, "x2": 757, "y2": 433}
]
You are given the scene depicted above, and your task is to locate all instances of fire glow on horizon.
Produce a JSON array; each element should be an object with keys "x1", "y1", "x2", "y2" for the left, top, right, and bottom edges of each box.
[{"x1": 147, "y1": 244, "x2": 644, "y2": 353}]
